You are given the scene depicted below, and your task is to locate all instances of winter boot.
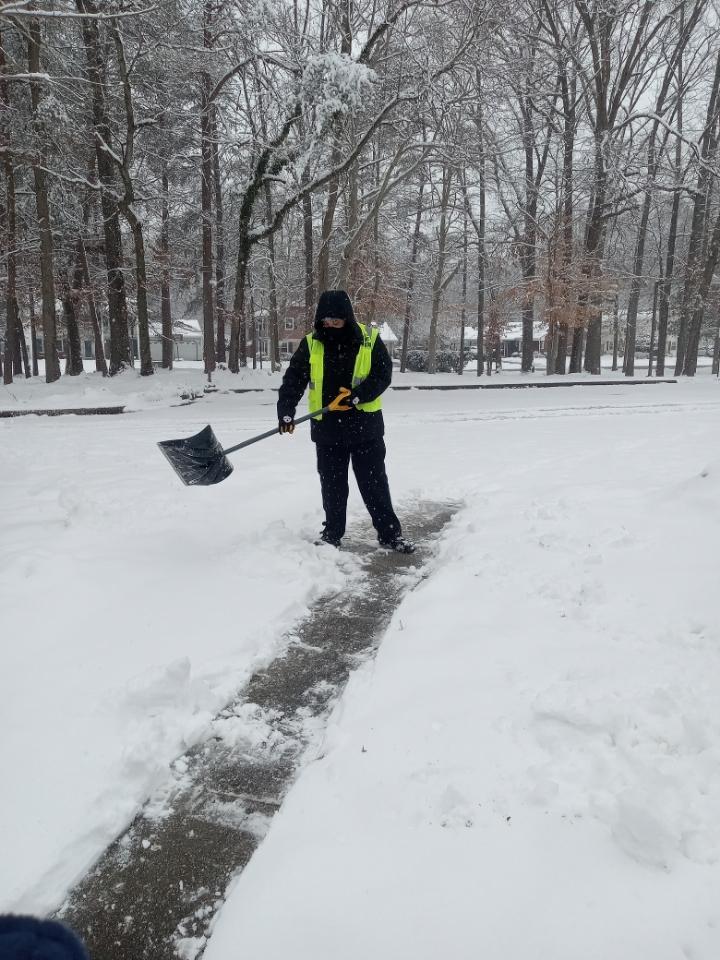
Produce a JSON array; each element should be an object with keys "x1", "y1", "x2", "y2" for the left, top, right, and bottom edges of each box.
[
  {"x1": 315, "y1": 530, "x2": 342, "y2": 548},
  {"x1": 379, "y1": 537, "x2": 415, "y2": 555}
]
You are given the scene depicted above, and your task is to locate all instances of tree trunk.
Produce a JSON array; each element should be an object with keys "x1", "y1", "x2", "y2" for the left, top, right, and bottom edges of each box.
[
  {"x1": 210, "y1": 106, "x2": 226, "y2": 364},
  {"x1": 675, "y1": 51, "x2": 720, "y2": 373},
  {"x1": 520, "y1": 98, "x2": 537, "y2": 373},
  {"x1": 3, "y1": 189, "x2": 17, "y2": 383},
  {"x1": 1, "y1": 29, "x2": 19, "y2": 384},
  {"x1": 160, "y1": 164, "x2": 173, "y2": 369},
  {"x1": 623, "y1": 309, "x2": 630, "y2": 367},
  {"x1": 28, "y1": 17, "x2": 61, "y2": 383},
  {"x1": 648, "y1": 279, "x2": 659, "y2": 376},
  {"x1": 683, "y1": 203, "x2": 720, "y2": 375},
  {"x1": 569, "y1": 324, "x2": 583, "y2": 373},
  {"x1": 78, "y1": 237, "x2": 108, "y2": 375},
  {"x1": 622, "y1": 160, "x2": 654, "y2": 377},
  {"x1": 28, "y1": 287, "x2": 39, "y2": 377},
  {"x1": 544, "y1": 232, "x2": 559, "y2": 376},
  {"x1": 65, "y1": 246, "x2": 86, "y2": 377},
  {"x1": 78, "y1": 159, "x2": 108, "y2": 375},
  {"x1": 712, "y1": 308, "x2": 720, "y2": 375},
  {"x1": 200, "y1": 4, "x2": 215, "y2": 377},
  {"x1": 470, "y1": 70, "x2": 488, "y2": 377},
  {"x1": 612, "y1": 295, "x2": 619, "y2": 371},
  {"x1": 60, "y1": 269, "x2": 85, "y2": 376},
  {"x1": 296, "y1": 102, "x2": 314, "y2": 329},
  {"x1": 2, "y1": 154, "x2": 17, "y2": 384},
  {"x1": 264, "y1": 181, "x2": 281, "y2": 371},
  {"x1": 555, "y1": 60, "x2": 576, "y2": 377},
  {"x1": 337, "y1": 154, "x2": 360, "y2": 291},
  {"x1": 582, "y1": 261, "x2": 605, "y2": 376},
  {"x1": 657, "y1": 133, "x2": 682, "y2": 377},
  {"x1": 546, "y1": 319, "x2": 558, "y2": 376},
  {"x1": 77, "y1": 0, "x2": 131, "y2": 374},
  {"x1": 317, "y1": 160, "x2": 342, "y2": 294},
  {"x1": 428, "y1": 165, "x2": 452, "y2": 374},
  {"x1": 459, "y1": 186, "x2": 467, "y2": 375},
  {"x1": 400, "y1": 171, "x2": 425, "y2": 373},
  {"x1": 303, "y1": 191, "x2": 315, "y2": 330},
  {"x1": 555, "y1": 324, "x2": 568, "y2": 374},
  {"x1": 475, "y1": 110, "x2": 486, "y2": 378},
  {"x1": 476, "y1": 231, "x2": 486, "y2": 378},
  {"x1": 229, "y1": 231, "x2": 250, "y2": 371},
  {"x1": 249, "y1": 285, "x2": 257, "y2": 369},
  {"x1": 12, "y1": 319, "x2": 21, "y2": 376},
  {"x1": 582, "y1": 289, "x2": 604, "y2": 375},
  {"x1": 229, "y1": 166, "x2": 266, "y2": 370},
  {"x1": 368, "y1": 147, "x2": 382, "y2": 326},
  {"x1": 124, "y1": 214, "x2": 154, "y2": 376},
  {"x1": 315, "y1": 18, "x2": 351, "y2": 294},
  {"x1": 15, "y1": 313, "x2": 30, "y2": 378},
  {"x1": 4, "y1": 284, "x2": 17, "y2": 385}
]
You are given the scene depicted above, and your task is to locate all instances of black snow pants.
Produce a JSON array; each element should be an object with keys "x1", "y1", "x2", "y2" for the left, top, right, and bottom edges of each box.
[{"x1": 316, "y1": 438, "x2": 402, "y2": 543}]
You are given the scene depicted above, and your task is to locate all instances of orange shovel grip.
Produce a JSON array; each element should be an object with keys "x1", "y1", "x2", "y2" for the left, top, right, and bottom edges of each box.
[{"x1": 328, "y1": 387, "x2": 352, "y2": 411}]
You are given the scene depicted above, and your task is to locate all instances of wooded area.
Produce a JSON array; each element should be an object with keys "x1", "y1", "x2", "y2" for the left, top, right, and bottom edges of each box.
[{"x1": 2, "y1": 0, "x2": 720, "y2": 384}]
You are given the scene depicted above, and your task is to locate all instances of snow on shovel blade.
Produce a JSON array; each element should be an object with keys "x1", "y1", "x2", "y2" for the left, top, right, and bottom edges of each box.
[{"x1": 158, "y1": 424, "x2": 234, "y2": 486}]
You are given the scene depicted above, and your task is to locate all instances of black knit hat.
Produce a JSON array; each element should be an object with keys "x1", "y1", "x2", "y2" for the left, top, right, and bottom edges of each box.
[
  {"x1": 0, "y1": 916, "x2": 90, "y2": 960},
  {"x1": 314, "y1": 290, "x2": 356, "y2": 325}
]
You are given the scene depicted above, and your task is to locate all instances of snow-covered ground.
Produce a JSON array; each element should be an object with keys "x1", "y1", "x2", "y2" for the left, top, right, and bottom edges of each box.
[
  {"x1": 2, "y1": 354, "x2": 715, "y2": 413},
  {"x1": 3, "y1": 370, "x2": 720, "y2": 959}
]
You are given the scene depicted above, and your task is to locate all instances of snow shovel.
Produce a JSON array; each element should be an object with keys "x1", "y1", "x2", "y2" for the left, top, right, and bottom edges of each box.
[{"x1": 158, "y1": 388, "x2": 352, "y2": 486}]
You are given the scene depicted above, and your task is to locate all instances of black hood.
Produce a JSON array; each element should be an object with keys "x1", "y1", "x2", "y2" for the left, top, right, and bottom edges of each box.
[{"x1": 313, "y1": 290, "x2": 363, "y2": 344}]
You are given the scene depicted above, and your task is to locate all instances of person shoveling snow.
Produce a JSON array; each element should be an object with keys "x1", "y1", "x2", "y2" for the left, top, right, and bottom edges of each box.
[
  {"x1": 278, "y1": 290, "x2": 414, "y2": 553},
  {"x1": 158, "y1": 289, "x2": 413, "y2": 552}
]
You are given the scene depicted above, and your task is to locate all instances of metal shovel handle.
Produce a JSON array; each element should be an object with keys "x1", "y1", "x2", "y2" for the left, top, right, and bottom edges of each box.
[{"x1": 222, "y1": 405, "x2": 331, "y2": 456}]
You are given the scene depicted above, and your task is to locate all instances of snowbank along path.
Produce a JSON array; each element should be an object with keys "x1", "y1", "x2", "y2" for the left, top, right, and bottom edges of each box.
[{"x1": 56, "y1": 504, "x2": 455, "y2": 960}]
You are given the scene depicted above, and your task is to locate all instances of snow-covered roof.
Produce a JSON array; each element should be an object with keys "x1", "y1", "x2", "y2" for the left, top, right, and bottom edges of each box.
[
  {"x1": 462, "y1": 323, "x2": 546, "y2": 342},
  {"x1": 501, "y1": 322, "x2": 547, "y2": 341},
  {"x1": 173, "y1": 317, "x2": 203, "y2": 340},
  {"x1": 373, "y1": 321, "x2": 398, "y2": 343}
]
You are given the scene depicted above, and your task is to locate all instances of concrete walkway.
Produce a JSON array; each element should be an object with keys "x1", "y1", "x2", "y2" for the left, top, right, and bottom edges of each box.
[{"x1": 57, "y1": 503, "x2": 456, "y2": 960}]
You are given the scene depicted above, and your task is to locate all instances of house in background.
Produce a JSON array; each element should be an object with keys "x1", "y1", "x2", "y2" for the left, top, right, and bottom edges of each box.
[
  {"x1": 601, "y1": 310, "x2": 678, "y2": 356},
  {"x1": 149, "y1": 316, "x2": 203, "y2": 362},
  {"x1": 462, "y1": 323, "x2": 546, "y2": 358},
  {"x1": 498, "y1": 322, "x2": 546, "y2": 357},
  {"x1": 29, "y1": 297, "x2": 203, "y2": 365},
  {"x1": 256, "y1": 305, "x2": 307, "y2": 360},
  {"x1": 373, "y1": 321, "x2": 398, "y2": 358},
  {"x1": 277, "y1": 305, "x2": 307, "y2": 359}
]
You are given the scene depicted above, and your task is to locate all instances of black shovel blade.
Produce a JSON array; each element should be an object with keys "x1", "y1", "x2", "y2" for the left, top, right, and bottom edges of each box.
[{"x1": 158, "y1": 424, "x2": 234, "y2": 486}]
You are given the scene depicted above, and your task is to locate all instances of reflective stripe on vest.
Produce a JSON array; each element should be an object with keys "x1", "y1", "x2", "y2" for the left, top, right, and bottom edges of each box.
[{"x1": 307, "y1": 323, "x2": 382, "y2": 420}]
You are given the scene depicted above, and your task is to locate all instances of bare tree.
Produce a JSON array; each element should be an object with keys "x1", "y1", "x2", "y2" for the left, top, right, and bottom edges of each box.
[
  {"x1": 1, "y1": 24, "x2": 19, "y2": 384},
  {"x1": 111, "y1": 20, "x2": 154, "y2": 376},
  {"x1": 400, "y1": 168, "x2": 426, "y2": 372},
  {"x1": 27, "y1": 14, "x2": 60, "y2": 382},
  {"x1": 76, "y1": 0, "x2": 131, "y2": 375},
  {"x1": 622, "y1": 0, "x2": 705, "y2": 376}
]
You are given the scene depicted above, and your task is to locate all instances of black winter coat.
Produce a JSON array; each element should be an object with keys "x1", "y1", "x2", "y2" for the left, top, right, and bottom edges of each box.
[{"x1": 277, "y1": 315, "x2": 393, "y2": 445}]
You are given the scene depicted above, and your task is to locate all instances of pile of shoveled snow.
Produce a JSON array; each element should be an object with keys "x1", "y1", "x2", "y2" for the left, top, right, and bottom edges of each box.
[
  {"x1": 205, "y1": 439, "x2": 720, "y2": 960},
  {"x1": 0, "y1": 366, "x2": 279, "y2": 412}
]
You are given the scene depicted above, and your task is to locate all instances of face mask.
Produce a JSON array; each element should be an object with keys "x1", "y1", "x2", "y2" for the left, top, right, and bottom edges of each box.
[{"x1": 323, "y1": 323, "x2": 351, "y2": 342}]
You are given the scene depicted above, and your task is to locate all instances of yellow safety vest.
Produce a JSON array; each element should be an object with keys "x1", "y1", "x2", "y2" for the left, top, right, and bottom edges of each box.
[{"x1": 307, "y1": 323, "x2": 382, "y2": 420}]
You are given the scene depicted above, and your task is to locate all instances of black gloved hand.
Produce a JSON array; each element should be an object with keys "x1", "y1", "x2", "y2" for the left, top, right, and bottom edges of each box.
[{"x1": 278, "y1": 415, "x2": 295, "y2": 435}]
